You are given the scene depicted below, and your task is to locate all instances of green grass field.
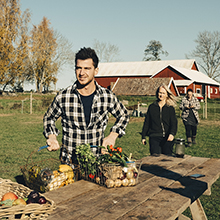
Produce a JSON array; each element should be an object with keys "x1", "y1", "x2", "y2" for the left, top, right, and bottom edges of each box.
[{"x1": 0, "y1": 94, "x2": 220, "y2": 219}]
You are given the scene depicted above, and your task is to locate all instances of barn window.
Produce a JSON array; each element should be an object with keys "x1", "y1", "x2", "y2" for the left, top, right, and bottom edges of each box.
[
  {"x1": 196, "y1": 88, "x2": 200, "y2": 94},
  {"x1": 215, "y1": 88, "x2": 218, "y2": 94}
]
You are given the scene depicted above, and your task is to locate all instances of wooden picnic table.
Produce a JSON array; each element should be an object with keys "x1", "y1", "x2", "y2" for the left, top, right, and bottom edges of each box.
[{"x1": 45, "y1": 155, "x2": 220, "y2": 220}]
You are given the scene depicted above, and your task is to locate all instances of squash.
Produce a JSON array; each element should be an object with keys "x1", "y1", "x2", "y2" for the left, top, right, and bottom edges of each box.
[{"x1": 59, "y1": 164, "x2": 74, "y2": 179}]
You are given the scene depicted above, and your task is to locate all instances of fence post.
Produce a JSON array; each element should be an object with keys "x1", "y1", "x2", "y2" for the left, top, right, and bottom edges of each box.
[
  {"x1": 21, "y1": 100, "x2": 24, "y2": 114},
  {"x1": 203, "y1": 101, "x2": 205, "y2": 119},
  {"x1": 30, "y1": 92, "x2": 32, "y2": 114},
  {"x1": 138, "y1": 102, "x2": 140, "y2": 117},
  {"x1": 205, "y1": 93, "x2": 207, "y2": 119}
]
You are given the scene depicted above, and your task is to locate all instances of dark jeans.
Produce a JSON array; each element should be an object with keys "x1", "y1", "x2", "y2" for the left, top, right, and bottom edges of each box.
[
  {"x1": 149, "y1": 136, "x2": 174, "y2": 156},
  {"x1": 184, "y1": 124, "x2": 197, "y2": 138}
]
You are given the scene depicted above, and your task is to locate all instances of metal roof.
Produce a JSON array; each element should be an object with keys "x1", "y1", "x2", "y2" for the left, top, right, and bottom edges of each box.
[
  {"x1": 96, "y1": 59, "x2": 196, "y2": 77},
  {"x1": 174, "y1": 80, "x2": 193, "y2": 86},
  {"x1": 166, "y1": 66, "x2": 220, "y2": 86}
]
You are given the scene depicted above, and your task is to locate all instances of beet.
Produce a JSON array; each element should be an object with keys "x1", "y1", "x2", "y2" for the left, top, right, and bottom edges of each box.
[
  {"x1": 28, "y1": 191, "x2": 40, "y2": 202},
  {"x1": 134, "y1": 172, "x2": 138, "y2": 178},
  {"x1": 38, "y1": 196, "x2": 47, "y2": 204},
  {"x1": 26, "y1": 198, "x2": 35, "y2": 204}
]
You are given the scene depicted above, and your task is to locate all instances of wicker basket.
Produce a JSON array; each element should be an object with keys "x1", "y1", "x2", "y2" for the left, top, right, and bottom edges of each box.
[
  {"x1": 0, "y1": 178, "x2": 55, "y2": 219},
  {"x1": 20, "y1": 147, "x2": 79, "y2": 193}
]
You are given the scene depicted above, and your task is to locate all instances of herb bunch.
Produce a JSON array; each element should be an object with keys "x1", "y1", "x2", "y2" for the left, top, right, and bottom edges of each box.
[{"x1": 75, "y1": 144, "x2": 98, "y2": 175}]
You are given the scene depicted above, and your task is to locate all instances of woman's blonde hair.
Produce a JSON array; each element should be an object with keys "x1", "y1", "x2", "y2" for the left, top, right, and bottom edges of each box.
[{"x1": 156, "y1": 83, "x2": 179, "y2": 107}]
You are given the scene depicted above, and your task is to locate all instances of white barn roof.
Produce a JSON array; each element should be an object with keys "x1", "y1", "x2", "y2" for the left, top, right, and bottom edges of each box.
[
  {"x1": 161, "y1": 66, "x2": 220, "y2": 86},
  {"x1": 174, "y1": 80, "x2": 193, "y2": 86},
  {"x1": 96, "y1": 59, "x2": 197, "y2": 77}
]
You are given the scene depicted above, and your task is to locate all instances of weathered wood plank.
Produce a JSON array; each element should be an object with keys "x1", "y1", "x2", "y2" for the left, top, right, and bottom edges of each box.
[
  {"x1": 92, "y1": 157, "x2": 209, "y2": 219},
  {"x1": 190, "y1": 199, "x2": 208, "y2": 220},
  {"x1": 186, "y1": 158, "x2": 220, "y2": 195},
  {"x1": 140, "y1": 154, "x2": 191, "y2": 167},
  {"x1": 46, "y1": 156, "x2": 218, "y2": 220},
  {"x1": 119, "y1": 171, "x2": 208, "y2": 220},
  {"x1": 178, "y1": 214, "x2": 191, "y2": 220},
  {"x1": 55, "y1": 157, "x2": 206, "y2": 219},
  {"x1": 44, "y1": 179, "x2": 100, "y2": 205}
]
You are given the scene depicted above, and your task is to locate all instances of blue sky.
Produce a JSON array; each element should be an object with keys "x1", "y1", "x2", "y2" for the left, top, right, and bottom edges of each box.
[{"x1": 21, "y1": 0, "x2": 220, "y2": 90}]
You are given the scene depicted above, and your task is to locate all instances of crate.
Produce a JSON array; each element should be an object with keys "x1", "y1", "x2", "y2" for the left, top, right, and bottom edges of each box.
[
  {"x1": 80, "y1": 160, "x2": 142, "y2": 188},
  {"x1": 0, "y1": 178, "x2": 55, "y2": 219},
  {"x1": 20, "y1": 147, "x2": 79, "y2": 193}
]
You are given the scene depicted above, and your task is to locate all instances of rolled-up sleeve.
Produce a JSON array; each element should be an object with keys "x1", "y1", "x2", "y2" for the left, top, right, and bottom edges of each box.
[{"x1": 109, "y1": 96, "x2": 129, "y2": 137}]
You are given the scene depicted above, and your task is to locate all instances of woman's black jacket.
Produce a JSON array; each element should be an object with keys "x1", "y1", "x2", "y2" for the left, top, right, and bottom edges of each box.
[{"x1": 142, "y1": 101, "x2": 177, "y2": 138}]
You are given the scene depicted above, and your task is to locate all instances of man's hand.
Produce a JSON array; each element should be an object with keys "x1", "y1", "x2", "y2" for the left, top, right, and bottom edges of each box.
[
  {"x1": 142, "y1": 139, "x2": 146, "y2": 145},
  {"x1": 102, "y1": 132, "x2": 119, "y2": 154},
  {"x1": 167, "y1": 134, "x2": 174, "y2": 142},
  {"x1": 47, "y1": 134, "x2": 60, "y2": 151}
]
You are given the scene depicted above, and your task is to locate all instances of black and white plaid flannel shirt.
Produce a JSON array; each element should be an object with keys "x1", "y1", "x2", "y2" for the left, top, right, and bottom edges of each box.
[{"x1": 43, "y1": 81, "x2": 129, "y2": 164}]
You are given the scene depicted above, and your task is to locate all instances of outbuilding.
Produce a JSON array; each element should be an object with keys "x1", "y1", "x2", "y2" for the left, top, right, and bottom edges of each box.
[{"x1": 95, "y1": 59, "x2": 220, "y2": 99}]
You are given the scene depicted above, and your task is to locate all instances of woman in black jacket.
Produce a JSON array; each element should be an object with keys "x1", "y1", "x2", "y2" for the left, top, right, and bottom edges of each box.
[{"x1": 142, "y1": 84, "x2": 178, "y2": 156}]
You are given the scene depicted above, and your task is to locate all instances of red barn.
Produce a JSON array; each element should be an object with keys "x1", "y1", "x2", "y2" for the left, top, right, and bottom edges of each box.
[
  {"x1": 95, "y1": 59, "x2": 220, "y2": 98},
  {"x1": 152, "y1": 65, "x2": 220, "y2": 99}
]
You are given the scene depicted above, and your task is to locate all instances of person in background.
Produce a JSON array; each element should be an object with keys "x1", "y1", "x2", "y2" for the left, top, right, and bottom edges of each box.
[
  {"x1": 43, "y1": 47, "x2": 129, "y2": 164},
  {"x1": 141, "y1": 84, "x2": 178, "y2": 156},
  {"x1": 179, "y1": 88, "x2": 200, "y2": 146}
]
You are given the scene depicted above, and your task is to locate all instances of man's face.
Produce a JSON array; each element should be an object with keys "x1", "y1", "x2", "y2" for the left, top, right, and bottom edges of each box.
[
  {"x1": 187, "y1": 91, "x2": 193, "y2": 99},
  {"x1": 75, "y1": 58, "x2": 98, "y2": 86}
]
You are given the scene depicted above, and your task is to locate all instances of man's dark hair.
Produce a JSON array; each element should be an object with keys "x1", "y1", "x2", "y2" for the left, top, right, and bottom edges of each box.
[
  {"x1": 75, "y1": 47, "x2": 99, "y2": 68},
  {"x1": 187, "y1": 88, "x2": 193, "y2": 93}
]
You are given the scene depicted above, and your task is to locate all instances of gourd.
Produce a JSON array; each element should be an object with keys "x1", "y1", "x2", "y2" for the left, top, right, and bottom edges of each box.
[{"x1": 59, "y1": 164, "x2": 74, "y2": 179}]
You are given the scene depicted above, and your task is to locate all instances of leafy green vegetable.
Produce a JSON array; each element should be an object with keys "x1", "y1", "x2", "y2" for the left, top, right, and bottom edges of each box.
[
  {"x1": 75, "y1": 144, "x2": 98, "y2": 175},
  {"x1": 76, "y1": 144, "x2": 129, "y2": 178}
]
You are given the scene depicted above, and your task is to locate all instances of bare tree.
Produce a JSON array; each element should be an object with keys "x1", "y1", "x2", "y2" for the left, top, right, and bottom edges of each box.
[
  {"x1": 143, "y1": 40, "x2": 168, "y2": 61},
  {"x1": 54, "y1": 30, "x2": 75, "y2": 70},
  {"x1": 187, "y1": 31, "x2": 220, "y2": 81},
  {"x1": 93, "y1": 39, "x2": 120, "y2": 62}
]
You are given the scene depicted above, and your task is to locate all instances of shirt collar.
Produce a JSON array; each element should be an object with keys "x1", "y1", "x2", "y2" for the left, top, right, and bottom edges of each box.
[{"x1": 71, "y1": 80, "x2": 102, "y2": 94}]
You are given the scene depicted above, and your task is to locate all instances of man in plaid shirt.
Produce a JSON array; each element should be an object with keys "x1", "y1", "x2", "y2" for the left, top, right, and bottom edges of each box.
[{"x1": 43, "y1": 47, "x2": 129, "y2": 164}]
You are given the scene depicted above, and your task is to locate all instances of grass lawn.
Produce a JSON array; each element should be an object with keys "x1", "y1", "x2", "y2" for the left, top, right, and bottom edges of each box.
[{"x1": 0, "y1": 113, "x2": 219, "y2": 219}]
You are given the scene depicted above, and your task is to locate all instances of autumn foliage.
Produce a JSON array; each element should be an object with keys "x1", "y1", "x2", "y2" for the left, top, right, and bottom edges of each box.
[
  {"x1": 29, "y1": 17, "x2": 58, "y2": 92},
  {"x1": 0, "y1": 0, "x2": 30, "y2": 91},
  {"x1": 0, "y1": 0, "x2": 74, "y2": 92}
]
